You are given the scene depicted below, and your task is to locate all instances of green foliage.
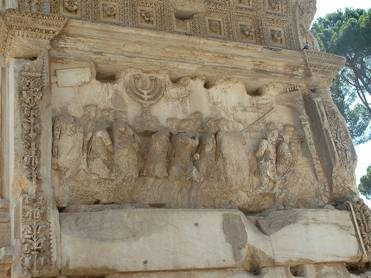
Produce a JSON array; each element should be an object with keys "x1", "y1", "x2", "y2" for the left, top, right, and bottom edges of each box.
[
  {"x1": 312, "y1": 9, "x2": 371, "y2": 144},
  {"x1": 331, "y1": 75, "x2": 371, "y2": 144},
  {"x1": 359, "y1": 165, "x2": 371, "y2": 200}
]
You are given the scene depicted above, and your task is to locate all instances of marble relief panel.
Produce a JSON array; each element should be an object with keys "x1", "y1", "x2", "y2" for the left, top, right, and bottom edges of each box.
[{"x1": 50, "y1": 63, "x2": 341, "y2": 212}]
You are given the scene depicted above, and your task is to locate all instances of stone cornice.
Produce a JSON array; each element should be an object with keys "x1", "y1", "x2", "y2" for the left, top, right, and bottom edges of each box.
[
  {"x1": 303, "y1": 50, "x2": 346, "y2": 87},
  {"x1": 0, "y1": 10, "x2": 67, "y2": 60},
  {"x1": 51, "y1": 18, "x2": 344, "y2": 91}
]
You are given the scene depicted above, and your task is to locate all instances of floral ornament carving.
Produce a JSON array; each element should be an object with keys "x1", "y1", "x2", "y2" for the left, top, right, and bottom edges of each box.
[
  {"x1": 239, "y1": 24, "x2": 255, "y2": 41},
  {"x1": 19, "y1": 59, "x2": 52, "y2": 276},
  {"x1": 139, "y1": 9, "x2": 155, "y2": 25},
  {"x1": 20, "y1": 67, "x2": 43, "y2": 189},
  {"x1": 21, "y1": 194, "x2": 52, "y2": 276},
  {"x1": 0, "y1": 10, "x2": 67, "y2": 58},
  {"x1": 346, "y1": 198, "x2": 371, "y2": 262},
  {"x1": 102, "y1": 3, "x2": 117, "y2": 18}
]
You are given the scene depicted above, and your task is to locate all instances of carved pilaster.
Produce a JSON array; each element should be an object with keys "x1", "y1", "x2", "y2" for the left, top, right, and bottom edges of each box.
[
  {"x1": 0, "y1": 10, "x2": 67, "y2": 60},
  {"x1": 346, "y1": 198, "x2": 371, "y2": 262},
  {"x1": 0, "y1": 12, "x2": 64, "y2": 277},
  {"x1": 19, "y1": 61, "x2": 44, "y2": 194},
  {"x1": 16, "y1": 57, "x2": 54, "y2": 278},
  {"x1": 303, "y1": 90, "x2": 357, "y2": 201},
  {"x1": 20, "y1": 194, "x2": 52, "y2": 276}
]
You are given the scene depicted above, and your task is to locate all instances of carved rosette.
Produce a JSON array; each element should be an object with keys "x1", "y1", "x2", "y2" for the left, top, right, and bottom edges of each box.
[
  {"x1": 346, "y1": 198, "x2": 371, "y2": 262},
  {"x1": 19, "y1": 58, "x2": 52, "y2": 276}
]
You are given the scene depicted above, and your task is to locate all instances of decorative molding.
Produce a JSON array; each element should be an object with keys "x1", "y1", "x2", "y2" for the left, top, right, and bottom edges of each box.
[
  {"x1": 0, "y1": 10, "x2": 67, "y2": 58},
  {"x1": 346, "y1": 198, "x2": 371, "y2": 262},
  {"x1": 20, "y1": 194, "x2": 52, "y2": 276},
  {"x1": 0, "y1": 16, "x2": 9, "y2": 56},
  {"x1": 13, "y1": 0, "x2": 318, "y2": 51},
  {"x1": 302, "y1": 50, "x2": 346, "y2": 83},
  {"x1": 19, "y1": 59, "x2": 44, "y2": 192},
  {"x1": 18, "y1": 57, "x2": 53, "y2": 276}
]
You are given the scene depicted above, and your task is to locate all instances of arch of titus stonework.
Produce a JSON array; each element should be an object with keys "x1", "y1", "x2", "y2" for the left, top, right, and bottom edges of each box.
[{"x1": 0, "y1": 0, "x2": 370, "y2": 277}]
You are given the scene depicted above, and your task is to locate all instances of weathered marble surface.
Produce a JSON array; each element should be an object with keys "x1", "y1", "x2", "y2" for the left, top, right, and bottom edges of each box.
[
  {"x1": 0, "y1": 1, "x2": 369, "y2": 278},
  {"x1": 50, "y1": 64, "x2": 356, "y2": 211},
  {"x1": 59, "y1": 208, "x2": 361, "y2": 276}
]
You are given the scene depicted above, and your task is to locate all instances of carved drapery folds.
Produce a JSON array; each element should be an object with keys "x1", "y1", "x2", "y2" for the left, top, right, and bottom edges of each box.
[
  {"x1": 255, "y1": 123, "x2": 298, "y2": 197},
  {"x1": 19, "y1": 58, "x2": 52, "y2": 277},
  {"x1": 52, "y1": 70, "x2": 342, "y2": 210}
]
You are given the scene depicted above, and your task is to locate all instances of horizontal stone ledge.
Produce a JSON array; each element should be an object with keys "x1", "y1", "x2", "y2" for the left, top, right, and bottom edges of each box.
[
  {"x1": 59, "y1": 208, "x2": 362, "y2": 276},
  {"x1": 49, "y1": 19, "x2": 342, "y2": 90}
]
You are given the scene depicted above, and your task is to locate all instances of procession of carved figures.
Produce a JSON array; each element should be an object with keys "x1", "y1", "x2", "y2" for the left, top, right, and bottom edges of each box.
[
  {"x1": 256, "y1": 123, "x2": 299, "y2": 194},
  {"x1": 49, "y1": 67, "x2": 359, "y2": 210},
  {"x1": 53, "y1": 108, "x2": 298, "y2": 181}
]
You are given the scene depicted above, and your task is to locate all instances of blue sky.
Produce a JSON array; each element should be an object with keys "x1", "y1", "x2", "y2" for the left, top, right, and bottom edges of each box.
[
  {"x1": 315, "y1": 0, "x2": 371, "y2": 206},
  {"x1": 315, "y1": 0, "x2": 371, "y2": 20}
]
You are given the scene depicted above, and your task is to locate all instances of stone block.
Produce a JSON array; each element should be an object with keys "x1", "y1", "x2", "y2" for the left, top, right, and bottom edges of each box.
[
  {"x1": 56, "y1": 67, "x2": 92, "y2": 87},
  {"x1": 60, "y1": 208, "x2": 362, "y2": 276},
  {"x1": 60, "y1": 209, "x2": 248, "y2": 275},
  {"x1": 255, "y1": 209, "x2": 361, "y2": 266}
]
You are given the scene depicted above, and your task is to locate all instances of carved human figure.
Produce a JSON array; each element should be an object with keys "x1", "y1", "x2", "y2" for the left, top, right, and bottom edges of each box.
[
  {"x1": 143, "y1": 129, "x2": 171, "y2": 178},
  {"x1": 87, "y1": 109, "x2": 115, "y2": 178},
  {"x1": 276, "y1": 125, "x2": 295, "y2": 177},
  {"x1": 113, "y1": 112, "x2": 140, "y2": 179},
  {"x1": 216, "y1": 131, "x2": 249, "y2": 186},
  {"x1": 256, "y1": 126, "x2": 279, "y2": 191},
  {"x1": 195, "y1": 133, "x2": 217, "y2": 181},
  {"x1": 80, "y1": 104, "x2": 98, "y2": 170},
  {"x1": 169, "y1": 132, "x2": 199, "y2": 179},
  {"x1": 52, "y1": 114, "x2": 84, "y2": 177}
]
